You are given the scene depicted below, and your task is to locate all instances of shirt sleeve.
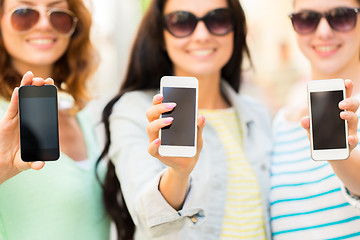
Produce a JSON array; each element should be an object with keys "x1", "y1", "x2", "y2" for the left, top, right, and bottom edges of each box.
[
  {"x1": 109, "y1": 92, "x2": 205, "y2": 238},
  {"x1": 342, "y1": 185, "x2": 360, "y2": 210}
]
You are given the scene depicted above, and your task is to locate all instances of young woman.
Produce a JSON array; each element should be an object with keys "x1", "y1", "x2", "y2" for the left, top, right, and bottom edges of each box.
[
  {"x1": 270, "y1": 0, "x2": 360, "y2": 238},
  {"x1": 0, "y1": 0, "x2": 110, "y2": 239},
  {"x1": 98, "y1": 0, "x2": 272, "y2": 239}
]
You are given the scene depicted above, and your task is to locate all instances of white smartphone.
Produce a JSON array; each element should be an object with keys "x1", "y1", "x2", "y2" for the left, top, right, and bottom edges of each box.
[
  {"x1": 159, "y1": 76, "x2": 198, "y2": 157},
  {"x1": 307, "y1": 79, "x2": 349, "y2": 161}
]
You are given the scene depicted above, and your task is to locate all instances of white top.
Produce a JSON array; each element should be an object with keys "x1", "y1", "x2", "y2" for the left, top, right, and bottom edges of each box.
[{"x1": 270, "y1": 93, "x2": 360, "y2": 239}]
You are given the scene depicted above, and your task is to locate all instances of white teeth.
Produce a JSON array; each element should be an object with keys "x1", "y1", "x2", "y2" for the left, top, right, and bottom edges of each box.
[
  {"x1": 315, "y1": 45, "x2": 338, "y2": 52},
  {"x1": 190, "y1": 49, "x2": 214, "y2": 56},
  {"x1": 28, "y1": 39, "x2": 54, "y2": 45}
]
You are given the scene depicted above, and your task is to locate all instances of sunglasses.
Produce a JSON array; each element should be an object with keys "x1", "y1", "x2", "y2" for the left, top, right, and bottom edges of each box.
[
  {"x1": 289, "y1": 7, "x2": 360, "y2": 34},
  {"x1": 163, "y1": 8, "x2": 234, "y2": 38},
  {"x1": 9, "y1": 7, "x2": 78, "y2": 35}
]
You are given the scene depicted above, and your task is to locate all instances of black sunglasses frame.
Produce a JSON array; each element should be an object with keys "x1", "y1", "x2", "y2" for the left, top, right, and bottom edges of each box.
[
  {"x1": 163, "y1": 8, "x2": 234, "y2": 38},
  {"x1": 289, "y1": 7, "x2": 360, "y2": 34}
]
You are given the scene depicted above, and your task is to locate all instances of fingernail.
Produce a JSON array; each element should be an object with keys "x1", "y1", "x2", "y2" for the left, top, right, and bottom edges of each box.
[
  {"x1": 339, "y1": 101, "x2": 346, "y2": 108},
  {"x1": 154, "y1": 138, "x2": 160, "y2": 144},
  {"x1": 165, "y1": 103, "x2": 176, "y2": 109},
  {"x1": 164, "y1": 117, "x2": 174, "y2": 123},
  {"x1": 155, "y1": 94, "x2": 163, "y2": 101}
]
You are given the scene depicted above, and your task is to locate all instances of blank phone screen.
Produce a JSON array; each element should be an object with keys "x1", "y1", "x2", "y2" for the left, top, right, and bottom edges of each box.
[
  {"x1": 161, "y1": 87, "x2": 196, "y2": 146},
  {"x1": 20, "y1": 97, "x2": 58, "y2": 149},
  {"x1": 310, "y1": 90, "x2": 346, "y2": 150},
  {"x1": 19, "y1": 85, "x2": 59, "y2": 161}
]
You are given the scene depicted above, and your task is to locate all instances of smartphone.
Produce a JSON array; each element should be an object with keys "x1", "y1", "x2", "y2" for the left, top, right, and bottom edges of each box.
[
  {"x1": 307, "y1": 79, "x2": 349, "y2": 161},
  {"x1": 159, "y1": 76, "x2": 198, "y2": 157},
  {"x1": 18, "y1": 85, "x2": 60, "y2": 162}
]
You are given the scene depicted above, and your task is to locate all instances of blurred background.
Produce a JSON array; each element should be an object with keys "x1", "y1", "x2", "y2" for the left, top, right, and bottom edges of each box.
[{"x1": 86, "y1": 0, "x2": 312, "y2": 119}]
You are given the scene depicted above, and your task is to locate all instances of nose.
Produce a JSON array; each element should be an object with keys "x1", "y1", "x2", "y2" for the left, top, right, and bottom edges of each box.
[
  {"x1": 191, "y1": 20, "x2": 211, "y2": 41},
  {"x1": 33, "y1": 9, "x2": 52, "y2": 30},
  {"x1": 315, "y1": 17, "x2": 335, "y2": 39}
]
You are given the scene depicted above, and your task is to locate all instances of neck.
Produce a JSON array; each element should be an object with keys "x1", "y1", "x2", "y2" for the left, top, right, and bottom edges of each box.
[
  {"x1": 197, "y1": 74, "x2": 230, "y2": 109},
  {"x1": 12, "y1": 60, "x2": 53, "y2": 79}
]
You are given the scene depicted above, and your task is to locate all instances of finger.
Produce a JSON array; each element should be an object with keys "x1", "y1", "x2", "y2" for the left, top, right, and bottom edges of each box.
[
  {"x1": 340, "y1": 111, "x2": 358, "y2": 136},
  {"x1": 348, "y1": 135, "x2": 359, "y2": 151},
  {"x1": 146, "y1": 102, "x2": 176, "y2": 122},
  {"x1": 29, "y1": 161, "x2": 45, "y2": 170},
  {"x1": 14, "y1": 155, "x2": 31, "y2": 172},
  {"x1": 301, "y1": 116, "x2": 310, "y2": 139},
  {"x1": 3, "y1": 87, "x2": 19, "y2": 120},
  {"x1": 301, "y1": 116, "x2": 310, "y2": 130},
  {"x1": 196, "y1": 115, "x2": 206, "y2": 153},
  {"x1": 20, "y1": 71, "x2": 34, "y2": 86},
  {"x1": 44, "y1": 78, "x2": 54, "y2": 85},
  {"x1": 147, "y1": 117, "x2": 173, "y2": 142},
  {"x1": 31, "y1": 77, "x2": 46, "y2": 86},
  {"x1": 148, "y1": 138, "x2": 161, "y2": 158},
  {"x1": 344, "y1": 79, "x2": 353, "y2": 98},
  {"x1": 153, "y1": 94, "x2": 163, "y2": 105},
  {"x1": 339, "y1": 98, "x2": 359, "y2": 112}
]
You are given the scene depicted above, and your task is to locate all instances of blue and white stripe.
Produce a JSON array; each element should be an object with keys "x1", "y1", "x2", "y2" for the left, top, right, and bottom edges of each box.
[{"x1": 270, "y1": 107, "x2": 360, "y2": 240}]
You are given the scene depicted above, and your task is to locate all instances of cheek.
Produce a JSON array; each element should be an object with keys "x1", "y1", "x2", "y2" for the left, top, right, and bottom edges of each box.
[
  {"x1": 164, "y1": 33, "x2": 186, "y2": 61},
  {"x1": 296, "y1": 35, "x2": 310, "y2": 55}
]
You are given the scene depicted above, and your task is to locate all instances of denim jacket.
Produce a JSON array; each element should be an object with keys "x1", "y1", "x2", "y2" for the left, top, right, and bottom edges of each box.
[{"x1": 109, "y1": 81, "x2": 273, "y2": 239}]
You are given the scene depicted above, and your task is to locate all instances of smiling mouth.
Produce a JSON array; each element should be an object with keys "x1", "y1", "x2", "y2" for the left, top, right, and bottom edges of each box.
[
  {"x1": 313, "y1": 45, "x2": 339, "y2": 53},
  {"x1": 189, "y1": 49, "x2": 216, "y2": 56},
  {"x1": 27, "y1": 38, "x2": 56, "y2": 45}
]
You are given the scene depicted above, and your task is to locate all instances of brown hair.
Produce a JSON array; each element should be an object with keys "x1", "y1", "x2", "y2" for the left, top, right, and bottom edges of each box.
[
  {"x1": 0, "y1": 0, "x2": 99, "y2": 111},
  {"x1": 97, "y1": 0, "x2": 250, "y2": 239}
]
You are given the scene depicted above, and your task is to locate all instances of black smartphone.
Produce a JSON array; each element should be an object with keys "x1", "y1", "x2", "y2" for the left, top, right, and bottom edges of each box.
[
  {"x1": 159, "y1": 76, "x2": 198, "y2": 157},
  {"x1": 18, "y1": 85, "x2": 60, "y2": 162}
]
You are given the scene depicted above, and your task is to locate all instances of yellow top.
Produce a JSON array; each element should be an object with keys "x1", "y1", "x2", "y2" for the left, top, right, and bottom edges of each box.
[{"x1": 200, "y1": 108, "x2": 266, "y2": 239}]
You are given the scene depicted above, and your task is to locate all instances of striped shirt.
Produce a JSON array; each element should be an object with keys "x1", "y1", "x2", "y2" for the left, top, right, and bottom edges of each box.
[
  {"x1": 200, "y1": 108, "x2": 266, "y2": 240},
  {"x1": 270, "y1": 103, "x2": 360, "y2": 239}
]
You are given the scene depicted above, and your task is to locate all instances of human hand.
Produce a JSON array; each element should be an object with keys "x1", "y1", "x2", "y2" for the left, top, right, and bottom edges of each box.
[
  {"x1": 146, "y1": 93, "x2": 206, "y2": 177},
  {"x1": 0, "y1": 71, "x2": 54, "y2": 184},
  {"x1": 301, "y1": 79, "x2": 359, "y2": 153}
]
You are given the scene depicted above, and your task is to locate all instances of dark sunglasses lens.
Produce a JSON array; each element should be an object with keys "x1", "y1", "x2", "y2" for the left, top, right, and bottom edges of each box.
[
  {"x1": 50, "y1": 11, "x2": 75, "y2": 34},
  {"x1": 328, "y1": 8, "x2": 357, "y2": 31},
  {"x1": 204, "y1": 9, "x2": 233, "y2": 36},
  {"x1": 11, "y1": 8, "x2": 39, "y2": 32},
  {"x1": 291, "y1": 11, "x2": 320, "y2": 34},
  {"x1": 165, "y1": 12, "x2": 197, "y2": 37}
]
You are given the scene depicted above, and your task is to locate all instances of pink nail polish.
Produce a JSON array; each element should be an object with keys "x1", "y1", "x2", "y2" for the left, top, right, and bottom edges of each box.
[
  {"x1": 166, "y1": 103, "x2": 176, "y2": 109},
  {"x1": 164, "y1": 117, "x2": 174, "y2": 123}
]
